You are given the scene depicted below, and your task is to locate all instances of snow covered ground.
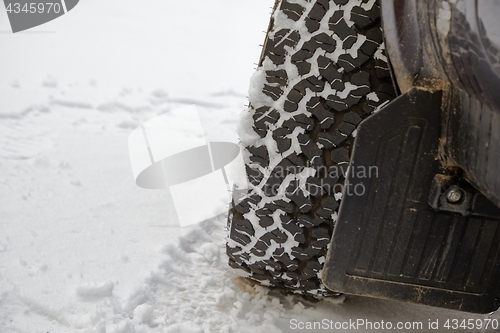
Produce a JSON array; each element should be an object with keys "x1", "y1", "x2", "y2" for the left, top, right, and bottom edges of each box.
[{"x1": 0, "y1": 1, "x2": 494, "y2": 332}]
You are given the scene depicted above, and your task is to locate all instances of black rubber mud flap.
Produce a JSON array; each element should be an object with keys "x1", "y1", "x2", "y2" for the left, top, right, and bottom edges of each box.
[{"x1": 322, "y1": 88, "x2": 500, "y2": 313}]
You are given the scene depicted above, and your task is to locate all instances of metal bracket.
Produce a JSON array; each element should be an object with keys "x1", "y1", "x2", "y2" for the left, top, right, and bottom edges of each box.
[{"x1": 429, "y1": 175, "x2": 500, "y2": 219}]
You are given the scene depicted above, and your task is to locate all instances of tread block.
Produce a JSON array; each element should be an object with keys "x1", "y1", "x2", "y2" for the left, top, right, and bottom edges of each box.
[
  {"x1": 263, "y1": 84, "x2": 284, "y2": 101},
  {"x1": 273, "y1": 127, "x2": 292, "y2": 137},
  {"x1": 287, "y1": 89, "x2": 304, "y2": 103},
  {"x1": 263, "y1": 259, "x2": 282, "y2": 271},
  {"x1": 343, "y1": 35, "x2": 358, "y2": 49},
  {"x1": 326, "y1": 94, "x2": 349, "y2": 111},
  {"x1": 351, "y1": 3, "x2": 380, "y2": 29},
  {"x1": 308, "y1": 2, "x2": 327, "y2": 21},
  {"x1": 291, "y1": 246, "x2": 321, "y2": 260},
  {"x1": 344, "y1": 112, "x2": 362, "y2": 125},
  {"x1": 314, "y1": 33, "x2": 336, "y2": 53},
  {"x1": 305, "y1": 76, "x2": 326, "y2": 92},
  {"x1": 246, "y1": 166, "x2": 264, "y2": 186},
  {"x1": 295, "y1": 61, "x2": 312, "y2": 76},
  {"x1": 232, "y1": 229, "x2": 252, "y2": 246},
  {"x1": 296, "y1": 215, "x2": 320, "y2": 227},
  {"x1": 284, "y1": 115, "x2": 314, "y2": 131},
  {"x1": 305, "y1": 17, "x2": 321, "y2": 33},
  {"x1": 338, "y1": 121, "x2": 356, "y2": 135},
  {"x1": 248, "y1": 145, "x2": 269, "y2": 167},
  {"x1": 266, "y1": 69, "x2": 288, "y2": 85},
  {"x1": 338, "y1": 52, "x2": 370, "y2": 72},
  {"x1": 309, "y1": 103, "x2": 335, "y2": 129},
  {"x1": 234, "y1": 194, "x2": 259, "y2": 214},
  {"x1": 351, "y1": 71, "x2": 370, "y2": 86},
  {"x1": 280, "y1": 0, "x2": 305, "y2": 21},
  {"x1": 316, "y1": 196, "x2": 340, "y2": 218},
  {"x1": 318, "y1": 56, "x2": 342, "y2": 83},
  {"x1": 286, "y1": 181, "x2": 313, "y2": 213},
  {"x1": 375, "y1": 59, "x2": 391, "y2": 78},
  {"x1": 329, "y1": 19, "x2": 354, "y2": 40},
  {"x1": 254, "y1": 109, "x2": 280, "y2": 133},
  {"x1": 292, "y1": 49, "x2": 314, "y2": 62},
  {"x1": 298, "y1": 135, "x2": 322, "y2": 161},
  {"x1": 274, "y1": 200, "x2": 295, "y2": 213},
  {"x1": 275, "y1": 136, "x2": 292, "y2": 153},
  {"x1": 284, "y1": 100, "x2": 299, "y2": 112},
  {"x1": 331, "y1": 147, "x2": 350, "y2": 164},
  {"x1": 265, "y1": 52, "x2": 286, "y2": 65},
  {"x1": 317, "y1": 132, "x2": 335, "y2": 149},
  {"x1": 271, "y1": 229, "x2": 288, "y2": 243},
  {"x1": 306, "y1": 177, "x2": 325, "y2": 197},
  {"x1": 232, "y1": 217, "x2": 255, "y2": 236}
]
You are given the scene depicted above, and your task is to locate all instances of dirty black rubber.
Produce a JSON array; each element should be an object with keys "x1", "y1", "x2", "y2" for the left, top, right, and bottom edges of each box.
[{"x1": 227, "y1": 0, "x2": 396, "y2": 296}]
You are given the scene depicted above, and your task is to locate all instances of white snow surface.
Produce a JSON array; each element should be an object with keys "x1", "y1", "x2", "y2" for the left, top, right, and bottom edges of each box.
[{"x1": 0, "y1": 0, "x2": 490, "y2": 332}]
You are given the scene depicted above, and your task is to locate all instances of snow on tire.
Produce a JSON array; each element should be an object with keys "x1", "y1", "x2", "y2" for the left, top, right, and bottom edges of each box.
[{"x1": 227, "y1": 0, "x2": 396, "y2": 296}]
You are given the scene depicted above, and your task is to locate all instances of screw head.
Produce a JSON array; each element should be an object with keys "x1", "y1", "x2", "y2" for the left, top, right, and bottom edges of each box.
[
  {"x1": 494, "y1": 296, "x2": 500, "y2": 311},
  {"x1": 447, "y1": 189, "x2": 463, "y2": 203}
]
